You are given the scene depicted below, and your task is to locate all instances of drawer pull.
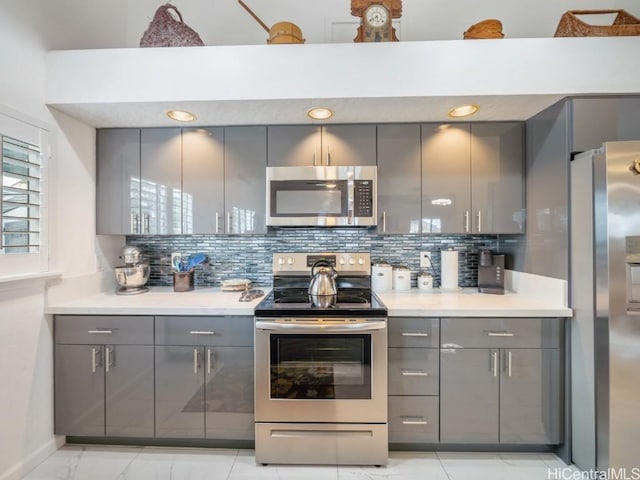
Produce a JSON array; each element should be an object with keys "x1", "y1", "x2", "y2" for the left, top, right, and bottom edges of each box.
[
  {"x1": 402, "y1": 419, "x2": 428, "y2": 425},
  {"x1": 189, "y1": 330, "x2": 216, "y2": 336},
  {"x1": 88, "y1": 329, "x2": 113, "y2": 334},
  {"x1": 401, "y1": 332, "x2": 429, "y2": 337},
  {"x1": 487, "y1": 332, "x2": 514, "y2": 337},
  {"x1": 401, "y1": 370, "x2": 428, "y2": 376}
]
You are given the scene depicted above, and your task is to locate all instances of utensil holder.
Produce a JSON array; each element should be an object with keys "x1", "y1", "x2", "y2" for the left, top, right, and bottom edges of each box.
[{"x1": 173, "y1": 270, "x2": 194, "y2": 292}]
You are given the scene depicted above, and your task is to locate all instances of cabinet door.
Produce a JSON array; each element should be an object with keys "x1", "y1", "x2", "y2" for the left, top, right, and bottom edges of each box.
[
  {"x1": 140, "y1": 128, "x2": 182, "y2": 234},
  {"x1": 500, "y1": 348, "x2": 562, "y2": 444},
  {"x1": 321, "y1": 124, "x2": 377, "y2": 166},
  {"x1": 55, "y1": 345, "x2": 105, "y2": 436},
  {"x1": 96, "y1": 129, "x2": 141, "y2": 234},
  {"x1": 182, "y1": 127, "x2": 224, "y2": 234},
  {"x1": 205, "y1": 346, "x2": 254, "y2": 440},
  {"x1": 267, "y1": 125, "x2": 321, "y2": 166},
  {"x1": 470, "y1": 123, "x2": 524, "y2": 234},
  {"x1": 155, "y1": 346, "x2": 205, "y2": 438},
  {"x1": 421, "y1": 123, "x2": 471, "y2": 233},
  {"x1": 224, "y1": 126, "x2": 267, "y2": 234},
  {"x1": 105, "y1": 345, "x2": 154, "y2": 437},
  {"x1": 377, "y1": 124, "x2": 421, "y2": 233},
  {"x1": 440, "y1": 348, "x2": 499, "y2": 443}
]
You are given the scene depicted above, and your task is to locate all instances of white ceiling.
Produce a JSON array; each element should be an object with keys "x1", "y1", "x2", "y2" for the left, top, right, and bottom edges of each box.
[{"x1": 34, "y1": 0, "x2": 640, "y2": 126}]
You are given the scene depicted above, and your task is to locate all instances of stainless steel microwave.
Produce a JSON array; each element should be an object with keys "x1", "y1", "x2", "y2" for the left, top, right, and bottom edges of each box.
[{"x1": 266, "y1": 166, "x2": 377, "y2": 227}]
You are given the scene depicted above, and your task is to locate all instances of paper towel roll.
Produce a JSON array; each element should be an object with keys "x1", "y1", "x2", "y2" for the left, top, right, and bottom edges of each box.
[{"x1": 440, "y1": 249, "x2": 459, "y2": 290}]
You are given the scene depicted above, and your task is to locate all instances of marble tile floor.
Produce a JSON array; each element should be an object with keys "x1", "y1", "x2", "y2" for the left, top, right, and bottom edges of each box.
[{"x1": 21, "y1": 445, "x2": 580, "y2": 480}]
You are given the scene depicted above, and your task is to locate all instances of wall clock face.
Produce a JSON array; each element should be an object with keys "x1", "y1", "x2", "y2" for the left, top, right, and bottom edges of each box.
[{"x1": 365, "y1": 5, "x2": 389, "y2": 27}]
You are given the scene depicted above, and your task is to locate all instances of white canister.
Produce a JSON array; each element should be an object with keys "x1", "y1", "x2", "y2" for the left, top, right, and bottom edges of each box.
[
  {"x1": 417, "y1": 273, "x2": 433, "y2": 290},
  {"x1": 392, "y1": 266, "x2": 411, "y2": 291},
  {"x1": 371, "y1": 263, "x2": 393, "y2": 292}
]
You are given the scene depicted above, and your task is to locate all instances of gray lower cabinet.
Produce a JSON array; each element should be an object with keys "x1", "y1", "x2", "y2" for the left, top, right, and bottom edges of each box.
[
  {"x1": 440, "y1": 317, "x2": 563, "y2": 444},
  {"x1": 54, "y1": 315, "x2": 155, "y2": 437},
  {"x1": 388, "y1": 317, "x2": 440, "y2": 444},
  {"x1": 377, "y1": 124, "x2": 421, "y2": 234},
  {"x1": 154, "y1": 316, "x2": 254, "y2": 440}
]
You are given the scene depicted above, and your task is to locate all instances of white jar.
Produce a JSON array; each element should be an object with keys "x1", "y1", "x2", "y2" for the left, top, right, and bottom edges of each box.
[
  {"x1": 371, "y1": 263, "x2": 393, "y2": 292},
  {"x1": 417, "y1": 273, "x2": 433, "y2": 290},
  {"x1": 392, "y1": 266, "x2": 411, "y2": 291}
]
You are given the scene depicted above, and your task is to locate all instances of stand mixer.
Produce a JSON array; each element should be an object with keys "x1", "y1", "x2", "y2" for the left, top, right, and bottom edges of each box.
[{"x1": 115, "y1": 245, "x2": 150, "y2": 295}]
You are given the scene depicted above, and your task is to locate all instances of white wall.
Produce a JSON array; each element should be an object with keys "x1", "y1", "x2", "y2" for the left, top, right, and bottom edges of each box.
[{"x1": 0, "y1": 3, "x2": 117, "y2": 480}]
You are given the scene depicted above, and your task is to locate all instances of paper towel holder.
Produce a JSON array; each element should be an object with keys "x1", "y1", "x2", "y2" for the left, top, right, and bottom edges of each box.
[{"x1": 440, "y1": 248, "x2": 461, "y2": 291}]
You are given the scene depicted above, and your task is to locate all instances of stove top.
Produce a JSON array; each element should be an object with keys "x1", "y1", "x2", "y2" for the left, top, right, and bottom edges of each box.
[{"x1": 255, "y1": 288, "x2": 387, "y2": 317}]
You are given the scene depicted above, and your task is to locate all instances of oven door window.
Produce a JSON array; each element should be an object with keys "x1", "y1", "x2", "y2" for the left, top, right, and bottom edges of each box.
[
  {"x1": 270, "y1": 334, "x2": 371, "y2": 400},
  {"x1": 270, "y1": 180, "x2": 348, "y2": 217}
]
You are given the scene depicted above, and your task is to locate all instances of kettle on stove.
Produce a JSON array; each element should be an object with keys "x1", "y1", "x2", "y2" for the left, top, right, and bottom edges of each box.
[{"x1": 308, "y1": 259, "x2": 338, "y2": 308}]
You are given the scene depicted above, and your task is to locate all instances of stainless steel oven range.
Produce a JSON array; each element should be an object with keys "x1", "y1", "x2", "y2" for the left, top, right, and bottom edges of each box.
[{"x1": 254, "y1": 252, "x2": 388, "y2": 466}]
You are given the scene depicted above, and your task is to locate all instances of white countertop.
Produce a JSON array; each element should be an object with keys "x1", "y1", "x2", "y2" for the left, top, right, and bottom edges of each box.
[
  {"x1": 45, "y1": 286, "x2": 268, "y2": 316},
  {"x1": 46, "y1": 285, "x2": 572, "y2": 317},
  {"x1": 377, "y1": 288, "x2": 572, "y2": 317}
]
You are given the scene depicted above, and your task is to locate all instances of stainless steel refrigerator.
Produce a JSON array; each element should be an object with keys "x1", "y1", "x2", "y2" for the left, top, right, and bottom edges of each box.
[{"x1": 571, "y1": 141, "x2": 640, "y2": 471}]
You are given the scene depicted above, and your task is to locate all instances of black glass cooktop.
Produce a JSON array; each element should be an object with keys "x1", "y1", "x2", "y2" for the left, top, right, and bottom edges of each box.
[{"x1": 255, "y1": 287, "x2": 387, "y2": 317}]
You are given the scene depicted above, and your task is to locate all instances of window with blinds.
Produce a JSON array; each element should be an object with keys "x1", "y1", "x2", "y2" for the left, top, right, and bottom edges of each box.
[{"x1": 1, "y1": 135, "x2": 42, "y2": 254}]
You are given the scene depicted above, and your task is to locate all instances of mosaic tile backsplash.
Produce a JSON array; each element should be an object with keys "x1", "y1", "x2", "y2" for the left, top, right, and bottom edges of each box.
[{"x1": 127, "y1": 229, "x2": 501, "y2": 288}]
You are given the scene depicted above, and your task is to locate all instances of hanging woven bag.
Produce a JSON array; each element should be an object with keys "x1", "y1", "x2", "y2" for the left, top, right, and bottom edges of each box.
[{"x1": 140, "y1": 3, "x2": 205, "y2": 47}]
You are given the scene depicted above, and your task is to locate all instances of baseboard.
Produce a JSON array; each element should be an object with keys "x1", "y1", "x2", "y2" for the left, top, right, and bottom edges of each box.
[{"x1": 0, "y1": 436, "x2": 65, "y2": 480}]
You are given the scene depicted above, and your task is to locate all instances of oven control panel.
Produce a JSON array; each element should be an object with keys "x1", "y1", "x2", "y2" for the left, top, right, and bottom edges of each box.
[{"x1": 273, "y1": 252, "x2": 371, "y2": 275}]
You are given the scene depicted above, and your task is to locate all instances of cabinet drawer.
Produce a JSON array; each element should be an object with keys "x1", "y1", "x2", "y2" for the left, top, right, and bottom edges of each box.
[
  {"x1": 155, "y1": 316, "x2": 253, "y2": 346},
  {"x1": 441, "y1": 317, "x2": 563, "y2": 349},
  {"x1": 55, "y1": 315, "x2": 154, "y2": 345},
  {"x1": 389, "y1": 396, "x2": 439, "y2": 443},
  {"x1": 388, "y1": 348, "x2": 439, "y2": 395},
  {"x1": 388, "y1": 317, "x2": 439, "y2": 348}
]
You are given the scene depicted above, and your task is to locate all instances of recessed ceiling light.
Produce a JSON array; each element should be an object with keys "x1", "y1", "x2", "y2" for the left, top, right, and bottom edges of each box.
[
  {"x1": 448, "y1": 104, "x2": 479, "y2": 118},
  {"x1": 307, "y1": 107, "x2": 334, "y2": 120},
  {"x1": 167, "y1": 109, "x2": 196, "y2": 122}
]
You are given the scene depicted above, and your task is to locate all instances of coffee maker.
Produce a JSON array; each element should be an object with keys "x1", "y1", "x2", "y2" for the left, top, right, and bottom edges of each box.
[{"x1": 477, "y1": 249, "x2": 505, "y2": 295}]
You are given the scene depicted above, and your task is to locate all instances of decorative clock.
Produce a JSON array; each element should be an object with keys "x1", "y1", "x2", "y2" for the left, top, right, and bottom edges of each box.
[{"x1": 351, "y1": 0, "x2": 402, "y2": 42}]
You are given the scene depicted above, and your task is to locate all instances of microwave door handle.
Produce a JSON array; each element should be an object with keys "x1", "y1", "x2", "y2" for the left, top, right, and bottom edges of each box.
[{"x1": 347, "y1": 173, "x2": 354, "y2": 225}]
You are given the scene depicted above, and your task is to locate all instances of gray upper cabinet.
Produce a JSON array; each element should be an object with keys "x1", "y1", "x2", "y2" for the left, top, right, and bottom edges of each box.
[
  {"x1": 224, "y1": 126, "x2": 267, "y2": 234},
  {"x1": 267, "y1": 125, "x2": 376, "y2": 166},
  {"x1": 267, "y1": 125, "x2": 321, "y2": 166},
  {"x1": 421, "y1": 123, "x2": 471, "y2": 234},
  {"x1": 182, "y1": 127, "x2": 224, "y2": 234},
  {"x1": 96, "y1": 129, "x2": 141, "y2": 235},
  {"x1": 470, "y1": 123, "x2": 524, "y2": 234},
  {"x1": 421, "y1": 122, "x2": 524, "y2": 234},
  {"x1": 321, "y1": 125, "x2": 377, "y2": 166},
  {"x1": 377, "y1": 124, "x2": 421, "y2": 234},
  {"x1": 140, "y1": 128, "x2": 182, "y2": 234}
]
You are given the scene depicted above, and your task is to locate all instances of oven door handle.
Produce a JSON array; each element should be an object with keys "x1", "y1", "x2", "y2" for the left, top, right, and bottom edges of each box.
[{"x1": 255, "y1": 320, "x2": 386, "y2": 332}]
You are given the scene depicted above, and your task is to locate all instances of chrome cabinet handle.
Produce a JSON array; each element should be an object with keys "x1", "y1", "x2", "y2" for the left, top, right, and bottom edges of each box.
[
  {"x1": 313, "y1": 148, "x2": 317, "y2": 166},
  {"x1": 508, "y1": 351, "x2": 512, "y2": 377},
  {"x1": 382, "y1": 211, "x2": 386, "y2": 233},
  {"x1": 492, "y1": 351, "x2": 498, "y2": 377},
  {"x1": 189, "y1": 330, "x2": 215, "y2": 335},
  {"x1": 402, "y1": 418, "x2": 428, "y2": 425},
  {"x1": 105, "y1": 347, "x2": 112, "y2": 373},
  {"x1": 227, "y1": 212, "x2": 232, "y2": 233},
  {"x1": 207, "y1": 348, "x2": 213, "y2": 374},
  {"x1": 464, "y1": 211, "x2": 469, "y2": 233},
  {"x1": 487, "y1": 332, "x2": 514, "y2": 337},
  {"x1": 88, "y1": 329, "x2": 113, "y2": 334},
  {"x1": 91, "y1": 347, "x2": 97, "y2": 373},
  {"x1": 326, "y1": 146, "x2": 331, "y2": 166},
  {"x1": 401, "y1": 332, "x2": 429, "y2": 337},
  {"x1": 215, "y1": 212, "x2": 220, "y2": 234},
  {"x1": 193, "y1": 348, "x2": 199, "y2": 374},
  {"x1": 477, "y1": 210, "x2": 482, "y2": 233},
  {"x1": 401, "y1": 370, "x2": 428, "y2": 377}
]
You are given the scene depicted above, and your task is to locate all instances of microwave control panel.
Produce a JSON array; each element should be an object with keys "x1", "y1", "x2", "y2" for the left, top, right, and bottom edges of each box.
[{"x1": 354, "y1": 180, "x2": 373, "y2": 217}]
